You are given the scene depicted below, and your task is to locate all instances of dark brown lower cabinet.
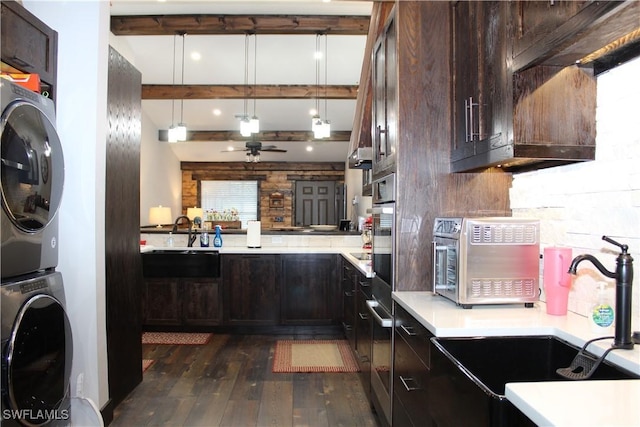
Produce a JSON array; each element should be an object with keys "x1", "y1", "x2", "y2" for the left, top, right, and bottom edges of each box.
[
  {"x1": 281, "y1": 254, "x2": 339, "y2": 325},
  {"x1": 342, "y1": 261, "x2": 357, "y2": 346},
  {"x1": 142, "y1": 277, "x2": 221, "y2": 327},
  {"x1": 393, "y1": 303, "x2": 434, "y2": 427},
  {"x1": 223, "y1": 254, "x2": 280, "y2": 325}
]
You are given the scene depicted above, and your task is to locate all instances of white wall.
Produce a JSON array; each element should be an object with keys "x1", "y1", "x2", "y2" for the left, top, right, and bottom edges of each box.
[
  {"x1": 23, "y1": 0, "x2": 110, "y2": 411},
  {"x1": 511, "y1": 56, "x2": 640, "y2": 331},
  {"x1": 109, "y1": 34, "x2": 183, "y2": 226}
]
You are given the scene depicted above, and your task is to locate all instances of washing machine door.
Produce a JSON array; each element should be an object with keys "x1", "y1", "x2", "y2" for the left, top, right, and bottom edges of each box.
[
  {"x1": 3, "y1": 294, "x2": 72, "y2": 426},
  {"x1": 1, "y1": 99, "x2": 64, "y2": 233}
]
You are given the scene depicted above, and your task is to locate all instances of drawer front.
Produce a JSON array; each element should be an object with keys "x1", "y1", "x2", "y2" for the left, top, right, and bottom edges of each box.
[
  {"x1": 393, "y1": 331, "x2": 432, "y2": 427},
  {"x1": 394, "y1": 303, "x2": 432, "y2": 368}
]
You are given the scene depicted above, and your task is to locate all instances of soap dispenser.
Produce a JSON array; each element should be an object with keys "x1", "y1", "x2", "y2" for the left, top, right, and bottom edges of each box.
[
  {"x1": 213, "y1": 225, "x2": 223, "y2": 248},
  {"x1": 590, "y1": 282, "x2": 614, "y2": 333}
]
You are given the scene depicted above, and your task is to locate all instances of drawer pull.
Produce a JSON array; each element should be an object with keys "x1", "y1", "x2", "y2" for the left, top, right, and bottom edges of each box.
[
  {"x1": 399, "y1": 376, "x2": 420, "y2": 392},
  {"x1": 359, "y1": 280, "x2": 371, "y2": 288},
  {"x1": 358, "y1": 312, "x2": 370, "y2": 320},
  {"x1": 401, "y1": 325, "x2": 416, "y2": 336},
  {"x1": 344, "y1": 291, "x2": 353, "y2": 297}
]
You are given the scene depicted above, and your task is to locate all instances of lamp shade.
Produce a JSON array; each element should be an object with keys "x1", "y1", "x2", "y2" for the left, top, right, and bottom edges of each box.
[
  {"x1": 186, "y1": 207, "x2": 203, "y2": 221},
  {"x1": 149, "y1": 206, "x2": 172, "y2": 227}
]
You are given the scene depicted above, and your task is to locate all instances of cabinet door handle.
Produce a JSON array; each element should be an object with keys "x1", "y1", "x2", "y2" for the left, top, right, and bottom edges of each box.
[
  {"x1": 399, "y1": 376, "x2": 420, "y2": 392},
  {"x1": 358, "y1": 312, "x2": 370, "y2": 320},
  {"x1": 359, "y1": 280, "x2": 370, "y2": 288},
  {"x1": 400, "y1": 324, "x2": 416, "y2": 336},
  {"x1": 465, "y1": 96, "x2": 479, "y2": 142},
  {"x1": 344, "y1": 291, "x2": 353, "y2": 297}
]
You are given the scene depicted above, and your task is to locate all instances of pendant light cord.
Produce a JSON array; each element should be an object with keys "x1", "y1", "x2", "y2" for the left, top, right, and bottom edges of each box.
[
  {"x1": 180, "y1": 33, "x2": 185, "y2": 124},
  {"x1": 324, "y1": 34, "x2": 328, "y2": 123},
  {"x1": 253, "y1": 34, "x2": 258, "y2": 117},
  {"x1": 171, "y1": 34, "x2": 176, "y2": 126},
  {"x1": 244, "y1": 33, "x2": 249, "y2": 119}
]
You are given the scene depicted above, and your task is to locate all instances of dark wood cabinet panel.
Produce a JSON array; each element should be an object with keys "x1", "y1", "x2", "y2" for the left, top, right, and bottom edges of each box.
[
  {"x1": 223, "y1": 254, "x2": 279, "y2": 325},
  {"x1": 182, "y1": 278, "x2": 222, "y2": 326},
  {"x1": 0, "y1": 0, "x2": 57, "y2": 98},
  {"x1": 371, "y1": 11, "x2": 397, "y2": 180},
  {"x1": 342, "y1": 261, "x2": 357, "y2": 346},
  {"x1": 281, "y1": 254, "x2": 339, "y2": 325},
  {"x1": 356, "y1": 287, "x2": 372, "y2": 400},
  {"x1": 451, "y1": 1, "x2": 510, "y2": 171},
  {"x1": 143, "y1": 278, "x2": 180, "y2": 325},
  {"x1": 393, "y1": 303, "x2": 434, "y2": 427}
]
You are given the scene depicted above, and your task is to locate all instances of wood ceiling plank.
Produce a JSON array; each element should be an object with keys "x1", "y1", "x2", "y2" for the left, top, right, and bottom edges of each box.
[
  {"x1": 111, "y1": 14, "x2": 369, "y2": 36},
  {"x1": 143, "y1": 84, "x2": 358, "y2": 100}
]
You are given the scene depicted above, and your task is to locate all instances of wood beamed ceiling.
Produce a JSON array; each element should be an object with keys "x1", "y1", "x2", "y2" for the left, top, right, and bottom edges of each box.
[
  {"x1": 114, "y1": 13, "x2": 367, "y2": 144},
  {"x1": 158, "y1": 130, "x2": 351, "y2": 142},
  {"x1": 110, "y1": 14, "x2": 370, "y2": 36},
  {"x1": 142, "y1": 84, "x2": 358, "y2": 100}
]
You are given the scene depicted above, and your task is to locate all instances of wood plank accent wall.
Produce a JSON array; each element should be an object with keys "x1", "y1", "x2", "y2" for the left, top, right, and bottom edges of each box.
[
  {"x1": 392, "y1": 2, "x2": 512, "y2": 293},
  {"x1": 181, "y1": 162, "x2": 345, "y2": 229},
  {"x1": 105, "y1": 47, "x2": 143, "y2": 414}
]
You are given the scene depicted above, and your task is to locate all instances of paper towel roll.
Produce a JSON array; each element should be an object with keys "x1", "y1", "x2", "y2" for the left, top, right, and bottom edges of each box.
[{"x1": 247, "y1": 220, "x2": 261, "y2": 248}]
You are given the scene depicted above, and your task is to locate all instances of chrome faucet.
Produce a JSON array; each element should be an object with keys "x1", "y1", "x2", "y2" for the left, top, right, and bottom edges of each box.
[
  {"x1": 568, "y1": 236, "x2": 634, "y2": 349},
  {"x1": 172, "y1": 215, "x2": 197, "y2": 247}
]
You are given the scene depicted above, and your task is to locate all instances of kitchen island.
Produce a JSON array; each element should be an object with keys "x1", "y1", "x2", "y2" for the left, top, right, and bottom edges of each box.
[{"x1": 393, "y1": 291, "x2": 640, "y2": 426}]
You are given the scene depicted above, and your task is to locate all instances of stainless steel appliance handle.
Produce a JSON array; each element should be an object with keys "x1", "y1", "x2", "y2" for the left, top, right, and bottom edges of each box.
[
  {"x1": 366, "y1": 300, "x2": 393, "y2": 328},
  {"x1": 431, "y1": 241, "x2": 437, "y2": 294}
]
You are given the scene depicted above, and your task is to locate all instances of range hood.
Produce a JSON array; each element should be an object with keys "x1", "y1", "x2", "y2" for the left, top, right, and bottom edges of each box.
[{"x1": 348, "y1": 147, "x2": 372, "y2": 169}]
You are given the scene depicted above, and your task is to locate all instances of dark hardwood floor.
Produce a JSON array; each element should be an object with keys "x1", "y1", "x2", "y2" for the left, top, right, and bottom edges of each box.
[{"x1": 111, "y1": 334, "x2": 380, "y2": 427}]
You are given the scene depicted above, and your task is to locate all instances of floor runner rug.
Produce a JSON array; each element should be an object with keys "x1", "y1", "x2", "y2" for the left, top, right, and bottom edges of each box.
[
  {"x1": 142, "y1": 332, "x2": 212, "y2": 345},
  {"x1": 142, "y1": 359, "x2": 154, "y2": 373},
  {"x1": 272, "y1": 340, "x2": 359, "y2": 373}
]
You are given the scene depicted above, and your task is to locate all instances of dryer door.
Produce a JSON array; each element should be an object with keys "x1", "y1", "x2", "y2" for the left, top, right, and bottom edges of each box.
[
  {"x1": 3, "y1": 294, "x2": 72, "y2": 426},
  {"x1": 0, "y1": 100, "x2": 64, "y2": 233}
]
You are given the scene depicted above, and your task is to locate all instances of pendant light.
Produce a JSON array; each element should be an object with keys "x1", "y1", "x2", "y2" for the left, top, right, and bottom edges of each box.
[
  {"x1": 174, "y1": 32, "x2": 187, "y2": 141},
  {"x1": 167, "y1": 34, "x2": 179, "y2": 143},
  {"x1": 249, "y1": 34, "x2": 260, "y2": 134},
  {"x1": 240, "y1": 33, "x2": 259, "y2": 137},
  {"x1": 321, "y1": 34, "x2": 331, "y2": 138},
  {"x1": 168, "y1": 33, "x2": 188, "y2": 142},
  {"x1": 312, "y1": 33, "x2": 323, "y2": 138}
]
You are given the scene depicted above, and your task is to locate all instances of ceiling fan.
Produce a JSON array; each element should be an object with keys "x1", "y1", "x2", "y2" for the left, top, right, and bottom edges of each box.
[{"x1": 222, "y1": 141, "x2": 287, "y2": 162}]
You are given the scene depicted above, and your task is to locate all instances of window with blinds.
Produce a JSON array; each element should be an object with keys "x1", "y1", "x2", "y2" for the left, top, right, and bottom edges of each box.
[{"x1": 201, "y1": 180, "x2": 258, "y2": 228}]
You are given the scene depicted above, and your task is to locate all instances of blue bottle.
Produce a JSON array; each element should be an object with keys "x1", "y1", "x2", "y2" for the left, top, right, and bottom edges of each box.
[{"x1": 213, "y1": 225, "x2": 223, "y2": 248}]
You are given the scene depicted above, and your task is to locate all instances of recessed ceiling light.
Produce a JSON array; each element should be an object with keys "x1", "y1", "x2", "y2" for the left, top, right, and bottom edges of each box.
[
  {"x1": 212, "y1": 109, "x2": 221, "y2": 116},
  {"x1": 191, "y1": 51, "x2": 201, "y2": 61},
  {"x1": 306, "y1": 146, "x2": 314, "y2": 152},
  {"x1": 227, "y1": 146, "x2": 235, "y2": 151},
  {"x1": 309, "y1": 108, "x2": 318, "y2": 116}
]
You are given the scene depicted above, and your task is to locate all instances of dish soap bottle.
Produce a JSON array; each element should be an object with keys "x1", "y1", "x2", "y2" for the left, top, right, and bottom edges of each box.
[
  {"x1": 200, "y1": 225, "x2": 209, "y2": 247},
  {"x1": 213, "y1": 225, "x2": 223, "y2": 248},
  {"x1": 590, "y1": 282, "x2": 614, "y2": 333}
]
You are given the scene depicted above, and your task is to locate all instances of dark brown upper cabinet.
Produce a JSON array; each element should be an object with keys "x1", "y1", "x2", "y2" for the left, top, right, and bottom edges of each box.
[
  {"x1": 371, "y1": 11, "x2": 398, "y2": 180},
  {"x1": 511, "y1": 0, "x2": 640, "y2": 72},
  {"x1": 1, "y1": 0, "x2": 58, "y2": 100},
  {"x1": 451, "y1": 1, "x2": 511, "y2": 172}
]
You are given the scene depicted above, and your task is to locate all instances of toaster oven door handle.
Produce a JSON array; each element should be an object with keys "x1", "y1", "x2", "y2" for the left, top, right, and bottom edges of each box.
[
  {"x1": 431, "y1": 241, "x2": 437, "y2": 294},
  {"x1": 366, "y1": 300, "x2": 393, "y2": 328}
]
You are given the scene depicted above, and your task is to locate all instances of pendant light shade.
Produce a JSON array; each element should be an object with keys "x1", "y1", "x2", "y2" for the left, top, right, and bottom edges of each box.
[
  {"x1": 240, "y1": 34, "x2": 260, "y2": 136},
  {"x1": 311, "y1": 34, "x2": 331, "y2": 139}
]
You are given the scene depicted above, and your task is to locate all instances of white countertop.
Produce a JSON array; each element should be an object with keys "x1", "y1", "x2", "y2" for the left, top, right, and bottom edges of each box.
[
  {"x1": 140, "y1": 245, "x2": 373, "y2": 277},
  {"x1": 393, "y1": 291, "x2": 640, "y2": 426}
]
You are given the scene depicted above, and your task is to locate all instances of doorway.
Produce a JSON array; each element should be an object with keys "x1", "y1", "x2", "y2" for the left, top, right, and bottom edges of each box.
[{"x1": 294, "y1": 180, "x2": 343, "y2": 226}]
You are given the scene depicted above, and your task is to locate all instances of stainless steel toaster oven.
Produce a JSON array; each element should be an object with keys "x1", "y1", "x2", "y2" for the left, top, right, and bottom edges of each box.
[{"x1": 432, "y1": 217, "x2": 540, "y2": 308}]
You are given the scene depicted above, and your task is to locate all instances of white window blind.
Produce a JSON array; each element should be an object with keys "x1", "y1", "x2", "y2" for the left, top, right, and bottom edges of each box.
[{"x1": 201, "y1": 181, "x2": 258, "y2": 228}]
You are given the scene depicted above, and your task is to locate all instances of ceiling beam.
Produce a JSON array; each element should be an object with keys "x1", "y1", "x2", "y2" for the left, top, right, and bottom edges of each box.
[
  {"x1": 142, "y1": 84, "x2": 358, "y2": 100},
  {"x1": 111, "y1": 14, "x2": 370, "y2": 36},
  {"x1": 158, "y1": 130, "x2": 352, "y2": 142}
]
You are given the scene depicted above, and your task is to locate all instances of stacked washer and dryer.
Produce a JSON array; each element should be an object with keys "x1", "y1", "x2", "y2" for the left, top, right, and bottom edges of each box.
[{"x1": 1, "y1": 79, "x2": 73, "y2": 426}]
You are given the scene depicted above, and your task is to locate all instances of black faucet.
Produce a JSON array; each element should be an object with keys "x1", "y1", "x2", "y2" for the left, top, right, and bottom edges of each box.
[
  {"x1": 172, "y1": 215, "x2": 197, "y2": 247},
  {"x1": 568, "y1": 236, "x2": 634, "y2": 349}
]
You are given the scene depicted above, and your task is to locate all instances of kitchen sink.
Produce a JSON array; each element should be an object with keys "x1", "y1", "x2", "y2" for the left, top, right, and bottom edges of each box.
[
  {"x1": 142, "y1": 251, "x2": 220, "y2": 278},
  {"x1": 429, "y1": 336, "x2": 638, "y2": 427}
]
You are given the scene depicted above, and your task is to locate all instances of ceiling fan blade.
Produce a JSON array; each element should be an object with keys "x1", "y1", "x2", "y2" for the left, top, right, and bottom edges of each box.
[
  {"x1": 261, "y1": 148, "x2": 288, "y2": 153},
  {"x1": 220, "y1": 147, "x2": 248, "y2": 152}
]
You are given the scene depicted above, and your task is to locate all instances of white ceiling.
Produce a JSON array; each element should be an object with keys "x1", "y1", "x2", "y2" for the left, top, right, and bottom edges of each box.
[{"x1": 109, "y1": 1, "x2": 372, "y2": 163}]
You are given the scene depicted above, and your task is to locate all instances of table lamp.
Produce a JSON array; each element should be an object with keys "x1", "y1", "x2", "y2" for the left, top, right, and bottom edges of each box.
[{"x1": 149, "y1": 206, "x2": 172, "y2": 228}]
